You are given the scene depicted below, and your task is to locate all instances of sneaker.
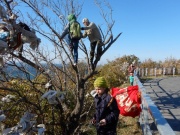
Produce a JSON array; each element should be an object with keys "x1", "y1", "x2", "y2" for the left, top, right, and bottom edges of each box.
[{"x1": 73, "y1": 63, "x2": 77, "y2": 66}]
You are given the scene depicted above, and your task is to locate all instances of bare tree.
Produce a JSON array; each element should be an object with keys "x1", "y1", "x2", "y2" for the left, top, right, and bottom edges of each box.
[{"x1": 0, "y1": 0, "x2": 122, "y2": 134}]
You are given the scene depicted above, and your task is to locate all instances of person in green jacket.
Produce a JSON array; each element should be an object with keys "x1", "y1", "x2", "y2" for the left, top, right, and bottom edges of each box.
[{"x1": 60, "y1": 14, "x2": 81, "y2": 66}]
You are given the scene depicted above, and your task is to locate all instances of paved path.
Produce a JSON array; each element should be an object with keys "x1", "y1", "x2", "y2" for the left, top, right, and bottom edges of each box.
[{"x1": 143, "y1": 77, "x2": 180, "y2": 135}]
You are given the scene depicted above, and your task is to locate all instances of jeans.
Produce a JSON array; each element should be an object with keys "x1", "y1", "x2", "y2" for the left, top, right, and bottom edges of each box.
[
  {"x1": 130, "y1": 81, "x2": 134, "y2": 86},
  {"x1": 64, "y1": 34, "x2": 79, "y2": 64}
]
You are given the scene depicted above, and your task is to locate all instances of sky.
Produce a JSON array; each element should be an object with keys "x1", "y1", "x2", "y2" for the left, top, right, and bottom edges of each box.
[
  {"x1": 1, "y1": 0, "x2": 180, "y2": 64},
  {"x1": 79, "y1": 0, "x2": 180, "y2": 64}
]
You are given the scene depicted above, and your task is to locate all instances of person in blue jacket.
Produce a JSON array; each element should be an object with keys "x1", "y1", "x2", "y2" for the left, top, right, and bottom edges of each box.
[{"x1": 92, "y1": 77, "x2": 120, "y2": 135}]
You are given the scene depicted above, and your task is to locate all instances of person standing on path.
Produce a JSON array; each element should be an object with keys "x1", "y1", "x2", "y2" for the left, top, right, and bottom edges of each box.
[
  {"x1": 129, "y1": 73, "x2": 134, "y2": 86},
  {"x1": 128, "y1": 63, "x2": 136, "y2": 74},
  {"x1": 92, "y1": 77, "x2": 120, "y2": 135}
]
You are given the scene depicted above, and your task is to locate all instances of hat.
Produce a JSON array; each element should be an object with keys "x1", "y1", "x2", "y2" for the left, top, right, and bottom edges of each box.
[
  {"x1": 82, "y1": 18, "x2": 89, "y2": 23},
  {"x1": 94, "y1": 77, "x2": 108, "y2": 88}
]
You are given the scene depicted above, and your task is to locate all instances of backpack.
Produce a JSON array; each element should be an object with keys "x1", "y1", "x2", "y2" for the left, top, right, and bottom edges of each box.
[
  {"x1": 69, "y1": 21, "x2": 81, "y2": 40},
  {"x1": 111, "y1": 85, "x2": 142, "y2": 118}
]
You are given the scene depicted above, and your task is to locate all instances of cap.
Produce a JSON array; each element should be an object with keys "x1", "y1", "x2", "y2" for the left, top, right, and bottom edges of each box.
[{"x1": 82, "y1": 18, "x2": 89, "y2": 23}]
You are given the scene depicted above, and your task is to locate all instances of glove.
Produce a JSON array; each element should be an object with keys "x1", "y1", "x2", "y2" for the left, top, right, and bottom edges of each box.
[{"x1": 81, "y1": 27, "x2": 85, "y2": 30}]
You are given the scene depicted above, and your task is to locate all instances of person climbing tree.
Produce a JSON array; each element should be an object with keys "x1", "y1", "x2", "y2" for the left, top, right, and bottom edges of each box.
[
  {"x1": 60, "y1": 14, "x2": 81, "y2": 66},
  {"x1": 81, "y1": 18, "x2": 103, "y2": 68}
]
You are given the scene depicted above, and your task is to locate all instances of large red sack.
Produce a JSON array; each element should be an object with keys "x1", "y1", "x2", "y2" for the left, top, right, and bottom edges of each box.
[{"x1": 111, "y1": 85, "x2": 142, "y2": 118}]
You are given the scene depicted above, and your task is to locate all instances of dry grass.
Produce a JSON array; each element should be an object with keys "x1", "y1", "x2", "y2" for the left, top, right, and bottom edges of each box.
[
  {"x1": 117, "y1": 115, "x2": 142, "y2": 135},
  {"x1": 83, "y1": 115, "x2": 142, "y2": 135},
  {"x1": 116, "y1": 83, "x2": 142, "y2": 135}
]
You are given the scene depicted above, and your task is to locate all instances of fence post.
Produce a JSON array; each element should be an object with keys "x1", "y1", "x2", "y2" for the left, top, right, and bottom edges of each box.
[
  {"x1": 163, "y1": 68, "x2": 166, "y2": 76},
  {"x1": 139, "y1": 68, "x2": 141, "y2": 77},
  {"x1": 173, "y1": 67, "x2": 175, "y2": 76},
  {"x1": 145, "y1": 68, "x2": 148, "y2": 76},
  {"x1": 141, "y1": 68, "x2": 144, "y2": 77}
]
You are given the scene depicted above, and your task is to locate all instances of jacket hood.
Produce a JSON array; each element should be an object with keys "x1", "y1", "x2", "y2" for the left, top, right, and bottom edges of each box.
[{"x1": 67, "y1": 14, "x2": 76, "y2": 23}]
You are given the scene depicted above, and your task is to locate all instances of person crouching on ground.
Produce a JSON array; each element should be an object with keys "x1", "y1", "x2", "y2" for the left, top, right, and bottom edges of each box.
[{"x1": 92, "y1": 77, "x2": 120, "y2": 135}]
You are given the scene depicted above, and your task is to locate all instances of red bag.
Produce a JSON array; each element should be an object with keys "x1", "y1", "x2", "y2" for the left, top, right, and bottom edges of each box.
[{"x1": 111, "y1": 85, "x2": 141, "y2": 117}]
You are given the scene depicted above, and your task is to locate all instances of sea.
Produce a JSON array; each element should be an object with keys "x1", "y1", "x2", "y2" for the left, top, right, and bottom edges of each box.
[
  {"x1": 0, "y1": 63, "x2": 64, "y2": 80},
  {"x1": 1, "y1": 64, "x2": 38, "y2": 80}
]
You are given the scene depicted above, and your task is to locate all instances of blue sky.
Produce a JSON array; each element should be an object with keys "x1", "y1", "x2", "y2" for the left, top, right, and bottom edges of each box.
[
  {"x1": 2, "y1": 0, "x2": 179, "y2": 64},
  {"x1": 79, "y1": 0, "x2": 180, "y2": 63}
]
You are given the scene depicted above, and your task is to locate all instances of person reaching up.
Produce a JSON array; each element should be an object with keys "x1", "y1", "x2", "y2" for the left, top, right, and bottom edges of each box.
[{"x1": 81, "y1": 18, "x2": 103, "y2": 67}]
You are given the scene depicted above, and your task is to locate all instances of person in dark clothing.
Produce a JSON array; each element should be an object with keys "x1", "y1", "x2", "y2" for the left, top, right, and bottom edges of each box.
[
  {"x1": 92, "y1": 77, "x2": 120, "y2": 135},
  {"x1": 128, "y1": 63, "x2": 136, "y2": 74}
]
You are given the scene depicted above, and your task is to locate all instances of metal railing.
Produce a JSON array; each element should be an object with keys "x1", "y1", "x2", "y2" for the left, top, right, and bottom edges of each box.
[{"x1": 134, "y1": 75, "x2": 176, "y2": 135}]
